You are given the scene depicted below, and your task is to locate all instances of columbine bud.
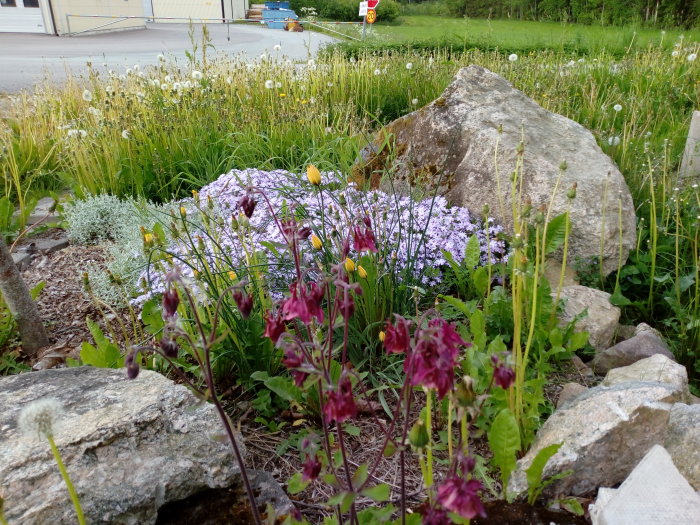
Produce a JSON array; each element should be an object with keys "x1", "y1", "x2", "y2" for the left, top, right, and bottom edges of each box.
[
  {"x1": 344, "y1": 258, "x2": 355, "y2": 273},
  {"x1": 238, "y1": 212, "x2": 250, "y2": 228},
  {"x1": 125, "y1": 349, "x2": 140, "y2": 379},
  {"x1": 408, "y1": 419, "x2": 430, "y2": 449},
  {"x1": 228, "y1": 270, "x2": 238, "y2": 281},
  {"x1": 567, "y1": 182, "x2": 577, "y2": 200},
  {"x1": 179, "y1": 206, "x2": 187, "y2": 217},
  {"x1": 455, "y1": 376, "x2": 476, "y2": 407},
  {"x1": 357, "y1": 265, "x2": 368, "y2": 279},
  {"x1": 306, "y1": 164, "x2": 322, "y2": 185},
  {"x1": 310, "y1": 234, "x2": 323, "y2": 250},
  {"x1": 162, "y1": 288, "x2": 179, "y2": 318},
  {"x1": 233, "y1": 289, "x2": 253, "y2": 318},
  {"x1": 378, "y1": 330, "x2": 386, "y2": 342},
  {"x1": 160, "y1": 337, "x2": 179, "y2": 358},
  {"x1": 230, "y1": 214, "x2": 239, "y2": 231}
]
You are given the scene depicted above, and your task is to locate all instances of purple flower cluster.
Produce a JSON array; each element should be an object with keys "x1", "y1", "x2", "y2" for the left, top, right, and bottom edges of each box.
[{"x1": 137, "y1": 168, "x2": 506, "y2": 301}]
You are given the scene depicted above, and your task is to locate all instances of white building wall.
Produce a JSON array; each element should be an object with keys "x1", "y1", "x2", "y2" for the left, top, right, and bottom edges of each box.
[
  {"x1": 51, "y1": 0, "x2": 145, "y2": 34},
  {"x1": 151, "y1": 0, "x2": 222, "y2": 22}
]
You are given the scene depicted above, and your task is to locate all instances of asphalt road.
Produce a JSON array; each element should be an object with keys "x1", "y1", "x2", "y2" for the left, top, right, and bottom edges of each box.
[{"x1": 0, "y1": 23, "x2": 336, "y2": 93}]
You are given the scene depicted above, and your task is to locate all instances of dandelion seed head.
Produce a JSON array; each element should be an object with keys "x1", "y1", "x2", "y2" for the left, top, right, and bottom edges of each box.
[
  {"x1": 373, "y1": 69, "x2": 381, "y2": 76},
  {"x1": 121, "y1": 129, "x2": 130, "y2": 139},
  {"x1": 18, "y1": 398, "x2": 64, "y2": 439},
  {"x1": 264, "y1": 80, "x2": 274, "y2": 89},
  {"x1": 161, "y1": 83, "x2": 169, "y2": 91},
  {"x1": 412, "y1": 98, "x2": 418, "y2": 105},
  {"x1": 688, "y1": 53, "x2": 697, "y2": 62},
  {"x1": 82, "y1": 89, "x2": 93, "y2": 102},
  {"x1": 273, "y1": 44, "x2": 282, "y2": 51},
  {"x1": 307, "y1": 59, "x2": 315, "y2": 66},
  {"x1": 406, "y1": 62, "x2": 413, "y2": 70},
  {"x1": 275, "y1": 81, "x2": 282, "y2": 88},
  {"x1": 613, "y1": 104, "x2": 622, "y2": 112},
  {"x1": 608, "y1": 136, "x2": 621, "y2": 146},
  {"x1": 508, "y1": 53, "x2": 518, "y2": 62},
  {"x1": 192, "y1": 70, "x2": 203, "y2": 80}
]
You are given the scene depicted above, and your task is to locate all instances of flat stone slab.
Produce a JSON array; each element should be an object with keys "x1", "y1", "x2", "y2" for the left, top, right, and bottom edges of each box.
[
  {"x1": 590, "y1": 445, "x2": 700, "y2": 525},
  {"x1": 0, "y1": 367, "x2": 244, "y2": 525},
  {"x1": 602, "y1": 353, "x2": 689, "y2": 402}
]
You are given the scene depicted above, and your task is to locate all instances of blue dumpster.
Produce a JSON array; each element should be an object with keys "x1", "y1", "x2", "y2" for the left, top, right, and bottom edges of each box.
[{"x1": 263, "y1": 7, "x2": 298, "y2": 29}]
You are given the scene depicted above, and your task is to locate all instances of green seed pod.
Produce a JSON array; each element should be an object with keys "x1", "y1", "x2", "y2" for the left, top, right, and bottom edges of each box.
[{"x1": 408, "y1": 420, "x2": 429, "y2": 449}]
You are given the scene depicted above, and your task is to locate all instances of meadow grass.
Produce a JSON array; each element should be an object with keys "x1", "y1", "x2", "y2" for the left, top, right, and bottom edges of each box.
[
  {"x1": 333, "y1": 15, "x2": 700, "y2": 56},
  {"x1": 0, "y1": 23, "x2": 699, "y2": 382}
]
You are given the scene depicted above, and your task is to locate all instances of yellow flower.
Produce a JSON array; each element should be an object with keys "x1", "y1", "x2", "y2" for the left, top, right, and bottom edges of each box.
[
  {"x1": 279, "y1": 93, "x2": 287, "y2": 98},
  {"x1": 307, "y1": 165, "x2": 322, "y2": 186},
  {"x1": 344, "y1": 258, "x2": 355, "y2": 273},
  {"x1": 228, "y1": 270, "x2": 238, "y2": 281},
  {"x1": 379, "y1": 331, "x2": 385, "y2": 342},
  {"x1": 143, "y1": 233, "x2": 154, "y2": 244},
  {"x1": 179, "y1": 206, "x2": 187, "y2": 217},
  {"x1": 357, "y1": 265, "x2": 368, "y2": 279},
  {"x1": 310, "y1": 234, "x2": 323, "y2": 250}
]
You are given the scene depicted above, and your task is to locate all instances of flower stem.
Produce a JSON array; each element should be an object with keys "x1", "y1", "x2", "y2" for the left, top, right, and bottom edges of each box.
[{"x1": 47, "y1": 434, "x2": 86, "y2": 525}]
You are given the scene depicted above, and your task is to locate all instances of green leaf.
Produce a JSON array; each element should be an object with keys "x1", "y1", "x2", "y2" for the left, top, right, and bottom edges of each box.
[
  {"x1": 679, "y1": 273, "x2": 695, "y2": 293},
  {"x1": 525, "y1": 443, "x2": 563, "y2": 504},
  {"x1": 568, "y1": 331, "x2": 589, "y2": 351},
  {"x1": 141, "y1": 298, "x2": 165, "y2": 334},
  {"x1": 352, "y1": 463, "x2": 369, "y2": 486},
  {"x1": 609, "y1": 285, "x2": 632, "y2": 307},
  {"x1": 438, "y1": 294, "x2": 477, "y2": 318},
  {"x1": 344, "y1": 424, "x2": 361, "y2": 437},
  {"x1": 487, "y1": 408, "x2": 521, "y2": 492},
  {"x1": 464, "y1": 234, "x2": 481, "y2": 270},
  {"x1": 361, "y1": 483, "x2": 391, "y2": 502},
  {"x1": 559, "y1": 497, "x2": 584, "y2": 516},
  {"x1": 30, "y1": 281, "x2": 45, "y2": 300},
  {"x1": 549, "y1": 327, "x2": 563, "y2": 348},
  {"x1": 472, "y1": 266, "x2": 489, "y2": 296},
  {"x1": 263, "y1": 376, "x2": 303, "y2": 404},
  {"x1": 469, "y1": 309, "x2": 487, "y2": 351},
  {"x1": 544, "y1": 213, "x2": 568, "y2": 254},
  {"x1": 287, "y1": 472, "x2": 310, "y2": 494}
]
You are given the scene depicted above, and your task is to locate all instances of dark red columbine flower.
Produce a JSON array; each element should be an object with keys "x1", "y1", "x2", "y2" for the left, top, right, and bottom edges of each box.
[
  {"x1": 409, "y1": 319, "x2": 467, "y2": 399},
  {"x1": 352, "y1": 225, "x2": 378, "y2": 253},
  {"x1": 263, "y1": 309, "x2": 287, "y2": 344},
  {"x1": 491, "y1": 354, "x2": 515, "y2": 389},
  {"x1": 162, "y1": 287, "x2": 179, "y2": 318},
  {"x1": 418, "y1": 503, "x2": 451, "y2": 525},
  {"x1": 383, "y1": 315, "x2": 411, "y2": 354},
  {"x1": 159, "y1": 337, "x2": 179, "y2": 358},
  {"x1": 323, "y1": 373, "x2": 357, "y2": 424},
  {"x1": 301, "y1": 455, "x2": 322, "y2": 482},
  {"x1": 281, "y1": 219, "x2": 312, "y2": 244},
  {"x1": 436, "y1": 476, "x2": 486, "y2": 520},
  {"x1": 281, "y1": 280, "x2": 324, "y2": 324},
  {"x1": 125, "y1": 349, "x2": 140, "y2": 380},
  {"x1": 238, "y1": 192, "x2": 257, "y2": 218},
  {"x1": 233, "y1": 289, "x2": 253, "y2": 319},
  {"x1": 281, "y1": 346, "x2": 308, "y2": 387}
]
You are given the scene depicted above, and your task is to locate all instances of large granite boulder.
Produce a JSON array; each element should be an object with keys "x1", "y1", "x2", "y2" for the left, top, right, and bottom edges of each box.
[
  {"x1": 355, "y1": 65, "x2": 636, "y2": 275},
  {"x1": 508, "y1": 381, "x2": 685, "y2": 498},
  {"x1": 602, "y1": 354, "x2": 689, "y2": 401},
  {"x1": 0, "y1": 367, "x2": 244, "y2": 525}
]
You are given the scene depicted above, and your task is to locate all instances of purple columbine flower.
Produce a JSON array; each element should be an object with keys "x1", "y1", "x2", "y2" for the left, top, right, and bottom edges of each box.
[
  {"x1": 491, "y1": 354, "x2": 515, "y2": 389},
  {"x1": 383, "y1": 315, "x2": 411, "y2": 354},
  {"x1": 237, "y1": 192, "x2": 257, "y2": 218},
  {"x1": 301, "y1": 455, "x2": 322, "y2": 482},
  {"x1": 323, "y1": 373, "x2": 357, "y2": 424},
  {"x1": 352, "y1": 225, "x2": 378, "y2": 253},
  {"x1": 436, "y1": 476, "x2": 486, "y2": 519},
  {"x1": 233, "y1": 289, "x2": 253, "y2": 318},
  {"x1": 281, "y1": 280, "x2": 325, "y2": 324},
  {"x1": 263, "y1": 309, "x2": 286, "y2": 344}
]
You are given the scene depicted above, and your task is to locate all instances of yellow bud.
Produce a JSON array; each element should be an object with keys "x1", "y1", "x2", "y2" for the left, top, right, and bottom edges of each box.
[
  {"x1": 379, "y1": 330, "x2": 385, "y2": 342},
  {"x1": 143, "y1": 233, "x2": 154, "y2": 244},
  {"x1": 228, "y1": 270, "x2": 237, "y2": 281},
  {"x1": 179, "y1": 206, "x2": 187, "y2": 217},
  {"x1": 192, "y1": 190, "x2": 199, "y2": 199},
  {"x1": 310, "y1": 234, "x2": 323, "y2": 250},
  {"x1": 193, "y1": 269, "x2": 200, "y2": 278},
  {"x1": 344, "y1": 258, "x2": 355, "y2": 273},
  {"x1": 357, "y1": 265, "x2": 368, "y2": 279},
  {"x1": 307, "y1": 164, "x2": 322, "y2": 186}
]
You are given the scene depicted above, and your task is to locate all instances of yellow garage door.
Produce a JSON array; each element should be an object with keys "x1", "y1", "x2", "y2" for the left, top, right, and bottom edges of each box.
[{"x1": 150, "y1": 0, "x2": 222, "y2": 23}]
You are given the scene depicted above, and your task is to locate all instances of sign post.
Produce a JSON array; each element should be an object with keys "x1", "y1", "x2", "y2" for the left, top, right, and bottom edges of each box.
[{"x1": 358, "y1": 1, "x2": 368, "y2": 40}]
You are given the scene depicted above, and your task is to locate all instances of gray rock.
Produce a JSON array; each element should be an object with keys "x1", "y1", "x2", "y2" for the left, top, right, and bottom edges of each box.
[
  {"x1": 556, "y1": 382, "x2": 588, "y2": 409},
  {"x1": 570, "y1": 355, "x2": 594, "y2": 377},
  {"x1": 634, "y1": 322, "x2": 663, "y2": 339},
  {"x1": 589, "y1": 445, "x2": 700, "y2": 525},
  {"x1": 680, "y1": 110, "x2": 700, "y2": 179},
  {"x1": 0, "y1": 367, "x2": 244, "y2": 525},
  {"x1": 602, "y1": 354, "x2": 689, "y2": 401},
  {"x1": 615, "y1": 324, "x2": 636, "y2": 342},
  {"x1": 592, "y1": 331, "x2": 674, "y2": 375},
  {"x1": 557, "y1": 285, "x2": 620, "y2": 351},
  {"x1": 508, "y1": 381, "x2": 685, "y2": 498},
  {"x1": 665, "y1": 403, "x2": 700, "y2": 491},
  {"x1": 356, "y1": 65, "x2": 636, "y2": 275}
]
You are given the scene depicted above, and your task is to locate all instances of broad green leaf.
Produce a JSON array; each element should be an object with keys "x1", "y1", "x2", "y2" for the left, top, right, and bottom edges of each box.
[
  {"x1": 357, "y1": 504, "x2": 395, "y2": 523},
  {"x1": 361, "y1": 483, "x2": 391, "y2": 502},
  {"x1": 544, "y1": 213, "x2": 568, "y2": 254},
  {"x1": 488, "y1": 408, "x2": 521, "y2": 492},
  {"x1": 438, "y1": 294, "x2": 477, "y2": 318},
  {"x1": 352, "y1": 463, "x2": 369, "y2": 486},
  {"x1": 287, "y1": 472, "x2": 310, "y2": 494},
  {"x1": 464, "y1": 234, "x2": 481, "y2": 270},
  {"x1": 472, "y1": 266, "x2": 489, "y2": 296},
  {"x1": 525, "y1": 442, "x2": 563, "y2": 504},
  {"x1": 30, "y1": 281, "x2": 45, "y2": 300},
  {"x1": 86, "y1": 318, "x2": 108, "y2": 348},
  {"x1": 549, "y1": 327, "x2": 563, "y2": 348},
  {"x1": 679, "y1": 274, "x2": 695, "y2": 293},
  {"x1": 469, "y1": 309, "x2": 487, "y2": 351},
  {"x1": 568, "y1": 331, "x2": 589, "y2": 351},
  {"x1": 141, "y1": 298, "x2": 164, "y2": 334},
  {"x1": 250, "y1": 370, "x2": 270, "y2": 382},
  {"x1": 344, "y1": 424, "x2": 361, "y2": 437},
  {"x1": 263, "y1": 376, "x2": 303, "y2": 404},
  {"x1": 560, "y1": 497, "x2": 584, "y2": 516},
  {"x1": 609, "y1": 285, "x2": 632, "y2": 306}
]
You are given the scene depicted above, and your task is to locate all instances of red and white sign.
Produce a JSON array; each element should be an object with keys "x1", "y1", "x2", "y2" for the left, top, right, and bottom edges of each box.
[{"x1": 368, "y1": 0, "x2": 380, "y2": 8}]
